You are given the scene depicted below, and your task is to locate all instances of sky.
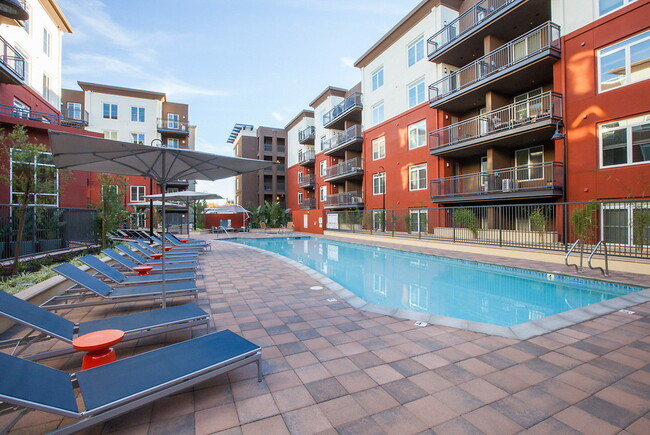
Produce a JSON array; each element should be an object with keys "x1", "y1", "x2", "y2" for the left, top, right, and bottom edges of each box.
[{"x1": 57, "y1": 0, "x2": 422, "y2": 202}]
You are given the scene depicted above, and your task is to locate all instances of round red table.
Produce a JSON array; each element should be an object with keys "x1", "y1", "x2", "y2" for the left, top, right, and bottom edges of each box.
[
  {"x1": 133, "y1": 265, "x2": 152, "y2": 276},
  {"x1": 180, "y1": 239, "x2": 188, "y2": 244},
  {"x1": 164, "y1": 246, "x2": 172, "y2": 252},
  {"x1": 150, "y1": 253, "x2": 163, "y2": 260},
  {"x1": 72, "y1": 329, "x2": 125, "y2": 370}
]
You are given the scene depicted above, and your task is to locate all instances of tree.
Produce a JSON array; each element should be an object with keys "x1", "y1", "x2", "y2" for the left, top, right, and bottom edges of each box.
[
  {"x1": 192, "y1": 199, "x2": 208, "y2": 229},
  {"x1": 94, "y1": 174, "x2": 129, "y2": 248},
  {"x1": 454, "y1": 208, "x2": 479, "y2": 238}
]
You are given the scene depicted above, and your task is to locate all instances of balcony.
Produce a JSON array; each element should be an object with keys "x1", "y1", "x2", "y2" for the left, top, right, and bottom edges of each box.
[
  {"x1": 430, "y1": 162, "x2": 564, "y2": 203},
  {"x1": 429, "y1": 91, "x2": 562, "y2": 158},
  {"x1": 0, "y1": 104, "x2": 89, "y2": 129},
  {"x1": 322, "y1": 92, "x2": 363, "y2": 130},
  {"x1": 299, "y1": 198, "x2": 316, "y2": 210},
  {"x1": 0, "y1": 35, "x2": 25, "y2": 85},
  {"x1": 324, "y1": 191, "x2": 364, "y2": 209},
  {"x1": 164, "y1": 180, "x2": 190, "y2": 188},
  {"x1": 157, "y1": 118, "x2": 190, "y2": 135},
  {"x1": 323, "y1": 157, "x2": 364, "y2": 183},
  {"x1": 298, "y1": 126, "x2": 316, "y2": 145},
  {"x1": 298, "y1": 174, "x2": 315, "y2": 189},
  {"x1": 60, "y1": 107, "x2": 90, "y2": 127},
  {"x1": 322, "y1": 125, "x2": 363, "y2": 157},
  {"x1": 427, "y1": 0, "x2": 549, "y2": 64},
  {"x1": 429, "y1": 22, "x2": 561, "y2": 113},
  {"x1": 298, "y1": 148, "x2": 316, "y2": 167}
]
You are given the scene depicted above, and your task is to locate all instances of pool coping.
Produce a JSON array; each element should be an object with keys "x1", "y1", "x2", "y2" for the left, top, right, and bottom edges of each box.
[{"x1": 222, "y1": 239, "x2": 650, "y2": 340}]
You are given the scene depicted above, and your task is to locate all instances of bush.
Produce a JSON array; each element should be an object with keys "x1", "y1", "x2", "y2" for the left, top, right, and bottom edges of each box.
[{"x1": 454, "y1": 208, "x2": 479, "y2": 238}]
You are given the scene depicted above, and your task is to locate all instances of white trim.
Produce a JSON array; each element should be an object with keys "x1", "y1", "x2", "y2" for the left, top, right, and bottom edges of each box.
[
  {"x1": 597, "y1": 29, "x2": 650, "y2": 93},
  {"x1": 409, "y1": 163, "x2": 427, "y2": 191},
  {"x1": 372, "y1": 172, "x2": 385, "y2": 195},
  {"x1": 598, "y1": 113, "x2": 650, "y2": 168},
  {"x1": 408, "y1": 120, "x2": 427, "y2": 150},
  {"x1": 372, "y1": 136, "x2": 386, "y2": 160}
]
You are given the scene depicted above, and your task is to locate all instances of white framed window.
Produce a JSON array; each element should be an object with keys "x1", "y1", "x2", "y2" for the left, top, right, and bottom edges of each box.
[
  {"x1": 598, "y1": 29, "x2": 650, "y2": 93},
  {"x1": 167, "y1": 113, "x2": 180, "y2": 129},
  {"x1": 408, "y1": 120, "x2": 426, "y2": 149},
  {"x1": 297, "y1": 170, "x2": 303, "y2": 183},
  {"x1": 408, "y1": 78, "x2": 426, "y2": 108},
  {"x1": 600, "y1": 113, "x2": 650, "y2": 167},
  {"x1": 372, "y1": 210, "x2": 384, "y2": 231},
  {"x1": 372, "y1": 66, "x2": 384, "y2": 91},
  {"x1": 298, "y1": 191, "x2": 303, "y2": 204},
  {"x1": 14, "y1": 46, "x2": 28, "y2": 84},
  {"x1": 371, "y1": 101, "x2": 384, "y2": 125},
  {"x1": 131, "y1": 133, "x2": 145, "y2": 144},
  {"x1": 12, "y1": 98, "x2": 29, "y2": 119},
  {"x1": 10, "y1": 150, "x2": 58, "y2": 206},
  {"x1": 373, "y1": 173, "x2": 385, "y2": 195},
  {"x1": 407, "y1": 35, "x2": 425, "y2": 67},
  {"x1": 514, "y1": 87, "x2": 543, "y2": 119},
  {"x1": 130, "y1": 185, "x2": 146, "y2": 202},
  {"x1": 21, "y1": 5, "x2": 29, "y2": 33},
  {"x1": 409, "y1": 164, "x2": 427, "y2": 191},
  {"x1": 319, "y1": 185, "x2": 327, "y2": 202},
  {"x1": 42, "y1": 28, "x2": 50, "y2": 56},
  {"x1": 602, "y1": 202, "x2": 650, "y2": 246},
  {"x1": 372, "y1": 137, "x2": 385, "y2": 160},
  {"x1": 103, "y1": 130, "x2": 118, "y2": 140},
  {"x1": 103, "y1": 103, "x2": 118, "y2": 119},
  {"x1": 319, "y1": 160, "x2": 327, "y2": 176},
  {"x1": 515, "y1": 146, "x2": 544, "y2": 180},
  {"x1": 599, "y1": 0, "x2": 638, "y2": 16},
  {"x1": 319, "y1": 135, "x2": 327, "y2": 152},
  {"x1": 42, "y1": 74, "x2": 50, "y2": 102},
  {"x1": 167, "y1": 138, "x2": 179, "y2": 148},
  {"x1": 410, "y1": 209, "x2": 428, "y2": 233},
  {"x1": 131, "y1": 106, "x2": 145, "y2": 122},
  {"x1": 66, "y1": 102, "x2": 82, "y2": 120}
]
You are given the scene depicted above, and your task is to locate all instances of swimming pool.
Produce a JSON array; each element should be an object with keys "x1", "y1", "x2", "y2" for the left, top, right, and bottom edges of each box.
[{"x1": 230, "y1": 237, "x2": 646, "y2": 333}]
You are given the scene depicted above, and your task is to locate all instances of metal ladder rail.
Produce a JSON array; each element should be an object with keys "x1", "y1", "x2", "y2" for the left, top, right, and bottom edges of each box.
[
  {"x1": 218, "y1": 226, "x2": 232, "y2": 239},
  {"x1": 565, "y1": 240, "x2": 583, "y2": 273},
  {"x1": 588, "y1": 241, "x2": 609, "y2": 277}
]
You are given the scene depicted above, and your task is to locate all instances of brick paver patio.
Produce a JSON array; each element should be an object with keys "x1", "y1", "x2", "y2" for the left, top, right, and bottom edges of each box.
[{"x1": 2, "y1": 233, "x2": 649, "y2": 434}]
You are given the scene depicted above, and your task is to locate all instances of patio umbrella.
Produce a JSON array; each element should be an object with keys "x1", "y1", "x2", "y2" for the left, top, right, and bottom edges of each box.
[
  {"x1": 145, "y1": 191, "x2": 223, "y2": 237},
  {"x1": 48, "y1": 131, "x2": 275, "y2": 307}
]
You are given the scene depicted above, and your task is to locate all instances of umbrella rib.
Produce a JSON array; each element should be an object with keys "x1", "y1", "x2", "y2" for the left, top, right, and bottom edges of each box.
[{"x1": 163, "y1": 150, "x2": 183, "y2": 181}]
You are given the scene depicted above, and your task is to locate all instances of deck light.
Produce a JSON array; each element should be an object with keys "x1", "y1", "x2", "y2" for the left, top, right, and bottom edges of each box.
[{"x1": 551, "y1": 122, "x2": 565, "y2": 140}]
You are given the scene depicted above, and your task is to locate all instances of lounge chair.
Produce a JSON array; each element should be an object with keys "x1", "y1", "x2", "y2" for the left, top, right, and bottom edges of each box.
[
  {"x1": 127, "y1": 241, "x2": 199, "y2": 260},
  {"x1": 79, "y1": 255, "x2": 196, "y2": 285},
  {"x1": 45, "y1": 263, "x2": 198, "y2": 309},
  {"x1": 165, "y1": 232, "x2": 210, "y2": 249},
  {"x1": 151, "y1": 235, "x2": 204, "y2": 252},
  {"x1": 102, "y1": 249, "x2": 196, "y2": 274},
  {"x1": 0, "y1": 290, "x2": 208, "y2": 361},
  {"x1": 114, "y1": 245, "x2": 198, "y2": 265},
  {"x1": 0, "y1": 330, "x2": 261, "y2": 434}
]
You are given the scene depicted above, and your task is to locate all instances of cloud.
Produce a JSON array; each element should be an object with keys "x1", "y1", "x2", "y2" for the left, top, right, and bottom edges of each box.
[
  {"x1": 340, "y1": 57, "x2": 356, "y2": 68},
  {"x1": 271, "y1": 112, "x2": 285, "y2": 122}
]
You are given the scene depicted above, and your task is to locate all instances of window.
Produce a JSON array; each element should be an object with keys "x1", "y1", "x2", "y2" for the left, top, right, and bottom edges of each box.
[
  {"x1": 372, "y1": 66, "x2": 384, "y2": 91},
  {"x1": 167, "y1": 138, "x2": 179, "y2": 148},
  {"x1": 13, "y1": 98, "x2": 29, "y2": 119},
  {"x1": 21, "y1": 5, "x2": 29, "y2": 33},
  {"x1": 131, "y1": 133, "x2": 145, "y2": 144},
  {"x1": 320, "y1": 160, "x2": 327, "y2": 176},
  {"x1": 167, "y1": 113, "x2": 179, "y2": 129},
  {"x1": 103, "y1": 130, "x2": 117, "y2": 140},
  {"x1": 371, "y1": 101, "x2": 384, "y2": 125},
  {"x1": 407, "y1": 36, "x2": 425, "y2": 67},
  {"x1": 372, "y1": 137, "x2": 385, "y2": 160},
  {"x1": 319, "y1": 185, "x2": 327, "y2": 202},
  {"x1": 320, "y1": 135, "x2": 327, "y2": 152},
  {"x1": 66, "y1": 102, "x2": 82, "y2": 120},
  {"x1": 373, "y1": 210, "x2": 384, "y2": 231},
  {"x1": 130, "y1": 212, "x2": 146, "y2": 228},
  {"x1": 410, "y1": 209, "x2": 427, "y2": 233},
  {"x1": 14, "y1": 46, "x2": 28, "y2": 83},
  {"x1": 103, "y1": 103, "x2": 118, "y2": 119},
  {"x1": 131, "y1": 106, "x2": 145, "y2": 122},
  {"x1": 409, "y1": 164, "x2": 427, "y2": 190},
  {"x1": 408, "y1": 120, "x2": 426, "y2": 149},
  {"x1": 408, "y1": 78, "x2": 426, "y2": 108},
  {"x1": 515, "y1": 146, "x2": 544, "y2": 180},
  {"x1": 600, "y1": 113, "x2": 650, "y2": 167},
  {"x1": 598, "y1": 29, "x2": 650, "y2": 92},
  {"x1": 373, "y1": 173, "x2": 385, "y2": 195},
  {"x1": 599, "y1": 0, "x2": 638, "y2": 16},
  {"x1": 42, "y1": 74, "x2": 50, "y2": 102},
  {"x1": 130, "y1": 186, "x2": 146, "y2": 202},
  {"x1": 298, "y1": 191, "x2": 303, "y2": 204},
  {"x1": 602, "y1": 203, "x2": 650, "y2": 246},
  {"x1": 514, "y1": 87, "x2": 543, "y2": 119},
  {"x1": 42, "y1": 28, "x2": 50, "y2": 56},
  {"x1": 10, "y1": 150, "x2": 58, "y2": 206},
  {"x1": 297, "y1": 170, "x2": 303, "y2": 183}
]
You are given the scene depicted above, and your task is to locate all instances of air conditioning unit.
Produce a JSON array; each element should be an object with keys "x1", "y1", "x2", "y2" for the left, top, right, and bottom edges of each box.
[{"x1": 502, "y1": 179, "x2": 516, "y2": 192}]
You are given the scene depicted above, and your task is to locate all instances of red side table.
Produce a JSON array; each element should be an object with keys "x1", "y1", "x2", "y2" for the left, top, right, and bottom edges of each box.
[
  {"x1": 150, "y1": 253, "x2": 163, "y2": 260},
  {"x1": 133, "y1": 265, "x2": 152, "y2": 276},
  {"x1": 164, "y1": 246, "x2": 172, "y2": 252},
  {"x1": 180, "y1": 239, "x2": 188, "y2": 244},
  {"x1": 72, "y1": 329, "x2": 125, "y2": 370}
]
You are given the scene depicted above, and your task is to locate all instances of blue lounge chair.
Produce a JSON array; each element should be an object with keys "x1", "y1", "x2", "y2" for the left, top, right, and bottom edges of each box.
[
  {"x1": 151, "y1": 235, "x2": 205, "y2": 252},
  {"x1": 102, "y1": 249, "x2": 196, "y2": 274},
  {"x1": 0, "y1": 290, "x2": 208, "y2": 361},
  {"x1": 79, "y1": 255, "x2": 196, "y2": 285},
  {"x1": 114, "y1": 245, "x2": 198, "y2": 266},
  {"x1": 45, "y1": 263, "x2": 198, "y2": 309},
  {"x1": 127, "y1": 241, "x2": 198, "y2": 260},
  {"x1": 165, "y1": 232, "x2": 210, "y2": 249},
  {"x1": 0, "y1": 330, "x2": 261, "y2": 434}
]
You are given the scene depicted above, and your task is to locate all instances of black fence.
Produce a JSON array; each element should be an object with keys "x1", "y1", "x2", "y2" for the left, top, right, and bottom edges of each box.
[
  {"x1": 0, "y1": 205, "x2": 98, "y2": 261},
  {"x1": 325, "y1": 200, "x2": 650, "y2": 259}
]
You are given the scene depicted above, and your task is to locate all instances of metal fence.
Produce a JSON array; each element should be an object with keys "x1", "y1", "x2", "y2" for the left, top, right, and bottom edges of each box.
[
  {"x1": 322, "y1": 92, "x2": 363, "y2": 127},
  {"x1": 325, "y1": 200, "x2": 650, "y2": 259},
  {"x1": 0, "y1": 205, "x2": 98, "y2": 261}
]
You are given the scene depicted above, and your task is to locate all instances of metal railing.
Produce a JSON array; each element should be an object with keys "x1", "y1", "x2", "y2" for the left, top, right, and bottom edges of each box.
[
  {"x1": 324, "y1": 191, "x2": 364, "y2": 208},
  {"x1": 0, "y1": 103, "x2": 89, "y2": 129},
  {"x1": 298, "y1": 148, "x2": 316, "y2": 164},
  {"x1": 430, "y1": 162, "x2": 564, "y2": 199},
  {"x1": 277, "y1": 145, "x2": 286, "y2": 153},
  {"x1": 326, "y1": 200, "x2": 650, "y2": 259},
  {"x1": 299, "y1": 198, "x2": 316, "y2": 210},
  {"x1": 427, "y1": 0, "x2": 520, "y2": 56},
  {"x1": 429, "y1": 22, "x2": 561, "y2": 103},
  {"x1": 0, "y1": 205, "x2": 98, "y2": 261},
  {"x1": 298, "y1": 174, "x2": 315, "y2": 188},
  {"x1": 157, "y1": 118, "x2": 190, "y2": 132},
  {"x1": 299, "y1": 126, "x2": 316, "y2": 143},
  {"x1": 59, "y1": 108, "x2": 90, "y2": 127},
  {"x1": 0, "y1": 35, "x2": 25, "y2": 80},
  {"x1": 324, "y1": 157, "x2": 363, "y2": 180},
  {"x1": 322, "y1": 125, "x2": 363, "y2": 153},
  {"x1": 263, "y1": 182, "x2": 273, "y2": 191},
  {"x1": 429, "y1": 91, "x2": 562, "y2": 151},
  {"x1": 322, "y1": 92, "x2": 363, "y2": 127}
]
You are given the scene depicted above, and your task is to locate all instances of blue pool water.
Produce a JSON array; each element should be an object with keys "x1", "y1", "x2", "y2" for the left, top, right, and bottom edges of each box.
[{"x1": 230, "y1": 237, "x2": 645, "y2": 327}]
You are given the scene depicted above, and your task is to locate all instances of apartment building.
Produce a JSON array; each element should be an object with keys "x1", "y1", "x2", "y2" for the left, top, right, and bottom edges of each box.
[
  {"x1": 285, "y1": 110, "x2": 315, "y2": 214},
  {"x1": 230, "y1": 124, "x2": 287, "y2": 209}
]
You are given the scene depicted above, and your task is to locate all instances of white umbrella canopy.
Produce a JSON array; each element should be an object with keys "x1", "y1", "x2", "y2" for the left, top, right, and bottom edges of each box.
[
  {"x1": 144, "y1": 191, "x2": 224, "y2": 236},
  {"x1": 49, "y1": 131, "x2": 275, "y2": 307}
]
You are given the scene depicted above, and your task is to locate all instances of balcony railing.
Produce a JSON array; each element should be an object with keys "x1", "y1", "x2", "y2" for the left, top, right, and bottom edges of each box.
[
  {"x1": 428, "y1": 0, "x2": 520, "y2": 57},
  {"x1": 429, "y1": 91, "x2": 562, "y2": 152},
  {"x1": 324, "y1": 191, "x2": 364, "y2": 208},
  {"x1": 0, "y1": 103, "x2": 89, "y2": 129},
  {"x1": 157, "y1": 118, "x2": 190, "y2": 133},
  {"x1": 322, "y1": 92, "x2": 362, "y2": 128},
  {"x1": 60, "y1": 108, "x2": 90, "y2": 126},
  {"x1": 298, "y1": 148, "x2": 315, "y2": 165},
  {"x1": 0, "y1": 35, "x2": 25, "y2": 82},
  {"x1": 324, "y1": 157, "x2": 364, "y2": 182},
  {"x1": 430, "y1": 162, "x2": 564, "y2": 200},
  {"x1": 298, "y1": 174, "x2": 315, "y2": 189},
  {"x1": 298, "y1": 126, "x2": 316, "y2": 144},
  {"x1": 429, "y1": 22, "x2": 561, "y2": 103},
  {"x1": 299, "y1": 198, "x2": 316, "y2": 210},
  {"x1": 322, "y1": 125, "x2": 363, "y2": 155}
]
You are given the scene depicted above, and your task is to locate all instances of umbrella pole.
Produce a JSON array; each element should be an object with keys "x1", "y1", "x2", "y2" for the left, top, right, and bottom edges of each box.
[
  {"x1": 188, "y1": 199, "x2": 192, "y2": 239},
  {"x1": 149, "y1": 178, "x2": 154, "y2": 236},
  {"x1": 161, "y1": 180, "x2": 167, "y2": 309}
]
